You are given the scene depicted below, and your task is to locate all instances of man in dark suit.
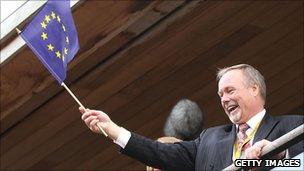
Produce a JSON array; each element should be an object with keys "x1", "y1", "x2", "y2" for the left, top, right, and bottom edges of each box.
[{"x1": 80, "y1": 64, "x2": 303, "y2": 170}]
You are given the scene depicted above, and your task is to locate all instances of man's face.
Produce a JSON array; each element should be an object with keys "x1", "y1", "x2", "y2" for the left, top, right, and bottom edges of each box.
[{"x1": 218, "y1": 70, "x2": 257, "y2": 124}]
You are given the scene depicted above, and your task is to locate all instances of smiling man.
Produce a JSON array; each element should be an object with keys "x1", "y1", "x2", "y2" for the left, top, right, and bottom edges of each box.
[
  {"x1": 217, "y1": 66, "x2": 265, "y2": 125},
  {"x1": 80, "y1": 64, "x2": 303, "y2": 171}
]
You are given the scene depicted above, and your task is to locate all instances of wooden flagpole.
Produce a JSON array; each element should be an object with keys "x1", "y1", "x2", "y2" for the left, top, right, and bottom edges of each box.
[
  {"x1": 61, "y1": 82, "x2": 108, "y2": 137},
  {"x1": 16, "y1": 28, "x2": 21, "y2": 33}
]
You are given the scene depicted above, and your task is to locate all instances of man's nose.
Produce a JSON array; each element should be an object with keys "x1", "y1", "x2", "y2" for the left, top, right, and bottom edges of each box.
[{"x1": 221, "y1": 95, "x2": 230, "y2": 104}]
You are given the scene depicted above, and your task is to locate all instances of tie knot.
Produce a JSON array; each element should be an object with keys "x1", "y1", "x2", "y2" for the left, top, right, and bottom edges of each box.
[{"x1": 238, "y1": 123, "x2": 250, "y2": 133}]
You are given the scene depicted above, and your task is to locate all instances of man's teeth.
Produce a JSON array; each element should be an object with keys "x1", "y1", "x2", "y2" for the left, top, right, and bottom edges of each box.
[{"x1": 228, "y1": 106, "x2": 237, "y2": 112}]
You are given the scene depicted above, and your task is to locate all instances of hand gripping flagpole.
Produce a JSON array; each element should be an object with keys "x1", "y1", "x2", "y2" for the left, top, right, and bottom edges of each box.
[{"x1": 61, "y1": 82, "x2": 108, "y2": 137}]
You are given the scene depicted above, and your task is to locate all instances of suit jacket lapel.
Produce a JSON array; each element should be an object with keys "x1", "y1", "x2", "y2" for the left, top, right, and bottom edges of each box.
[
  {"x1": 253, "y1": 113, "x2": 279, "y2": 144},
  {"x1": 217, "y1": 125, "x2": 236, "y2": 168}
]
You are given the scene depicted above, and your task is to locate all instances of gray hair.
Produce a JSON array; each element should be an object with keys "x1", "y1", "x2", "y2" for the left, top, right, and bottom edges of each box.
[
  {"x1": 216, "y1": 64, "x2": 266, "y2": 102},
  {"x1": 164, "y1": 99, "x2": 203, "y2": 140}
]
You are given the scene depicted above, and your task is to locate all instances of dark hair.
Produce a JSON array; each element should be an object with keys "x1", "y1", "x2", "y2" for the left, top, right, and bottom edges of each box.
[{"x1": 164, "y1": 99, "x2": 203, "y2": 140}]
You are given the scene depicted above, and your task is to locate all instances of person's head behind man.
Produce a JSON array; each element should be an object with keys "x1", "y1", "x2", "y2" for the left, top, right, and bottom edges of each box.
[
  {"x1": 217, "y1": 64, "x2": 266, "y2": 125},
  {"x1": 163, "y1": 99, "x2": 203, "y2": 140}
]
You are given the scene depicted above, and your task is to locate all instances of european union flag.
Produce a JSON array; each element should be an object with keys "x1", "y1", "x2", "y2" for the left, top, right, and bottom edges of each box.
[{"x1": 21, "y1": 0, "x2": 79, "y2": 84}]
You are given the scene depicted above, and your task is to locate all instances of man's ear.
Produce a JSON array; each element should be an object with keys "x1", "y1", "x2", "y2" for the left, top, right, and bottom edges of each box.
[{"x1": 250, "y1": 84, "x2": 259, "y2": 97}]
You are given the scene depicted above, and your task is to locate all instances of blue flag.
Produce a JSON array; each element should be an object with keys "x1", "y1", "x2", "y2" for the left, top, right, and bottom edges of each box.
[{"x1": 21, "y1": 0, "x2": 79, "y2": 84}]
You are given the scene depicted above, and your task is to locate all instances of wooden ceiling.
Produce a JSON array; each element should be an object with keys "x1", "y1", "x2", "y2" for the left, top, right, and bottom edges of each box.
[{"x1": 1, "y1": 0, "x2": 303, "y2": 170}]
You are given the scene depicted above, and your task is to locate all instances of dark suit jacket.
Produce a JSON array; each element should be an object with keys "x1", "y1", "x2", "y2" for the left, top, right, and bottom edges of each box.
[{"x1": 121, "y1": 114, "x2": 303, "y2": 171}]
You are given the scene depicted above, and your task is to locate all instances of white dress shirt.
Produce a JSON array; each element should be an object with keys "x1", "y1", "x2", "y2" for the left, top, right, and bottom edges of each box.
[{"x1": 114, "y1": 127, "x2": 131, "y2": 148}]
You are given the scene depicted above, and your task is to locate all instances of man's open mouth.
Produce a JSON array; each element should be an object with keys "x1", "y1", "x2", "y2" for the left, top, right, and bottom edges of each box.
[{"x1": 227, "y1": 105, "x2": 239, "y2": 114}]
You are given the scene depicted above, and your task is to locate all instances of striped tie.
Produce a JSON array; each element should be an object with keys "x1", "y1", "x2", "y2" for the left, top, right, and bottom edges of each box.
[{"x1": 237, "y1": 123, "x2": 250, "y2": 158}]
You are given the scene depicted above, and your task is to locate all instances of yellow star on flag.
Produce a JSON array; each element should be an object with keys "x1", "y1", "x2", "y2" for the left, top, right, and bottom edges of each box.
[
  {"x1": 47, "y1": 44, "x2": 54, "y2": 51},
  {"x1": 55, "y1": 51, "x2": 61, "y2": 58},
  {"x1": 45, "y1": 15, "x2": 51, "y2": 23},
  {"x1": 41, "y1": 32, "x2": 48, "y2": 40},
  {"x1": 51, "y1": 11, "x2": 56, "y2": 19},
  {"x1": 57, "y1": 15, "x2": 61, "y2": 23},
  {"x1": 41, "y1": 21, "x2": 47, "y2": 29},
  {"x1": 66, "y1": 36, "x2": 69, "y2": 44},
  {"x1": 64, "y1": 48, "x2": 68, "y2": 55},
  {"x1": 62, "y1": 24, "x2": 66, "y2": 32}
]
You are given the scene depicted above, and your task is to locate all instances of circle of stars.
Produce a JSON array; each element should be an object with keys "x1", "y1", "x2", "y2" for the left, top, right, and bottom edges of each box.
[{"x1": 40, "y1": 11, "x2": 69, "y2": 62}]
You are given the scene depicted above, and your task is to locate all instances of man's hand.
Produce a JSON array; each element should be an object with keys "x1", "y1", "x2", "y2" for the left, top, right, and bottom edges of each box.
[
  {"x1": 244, "y1": 139, "x2": 285, "y2": 159},
  {"x1": 244, "y1": 139, "x2": 269, "y2": 159},
  {"x1": 79, "y1": 107, "x2": 121, "y2": 140},
  {"x1": 80, "y1": 107, "x2": 110, "y2": 133}
]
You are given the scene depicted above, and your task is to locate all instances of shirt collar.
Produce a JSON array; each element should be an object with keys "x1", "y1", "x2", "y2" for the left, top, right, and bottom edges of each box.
[
  {"x1": 236, "y1": 109, "x2": 266, "y2": 130},
  {"x1": 246, "y1": 109, "x2": 266, "y2": 129}
]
